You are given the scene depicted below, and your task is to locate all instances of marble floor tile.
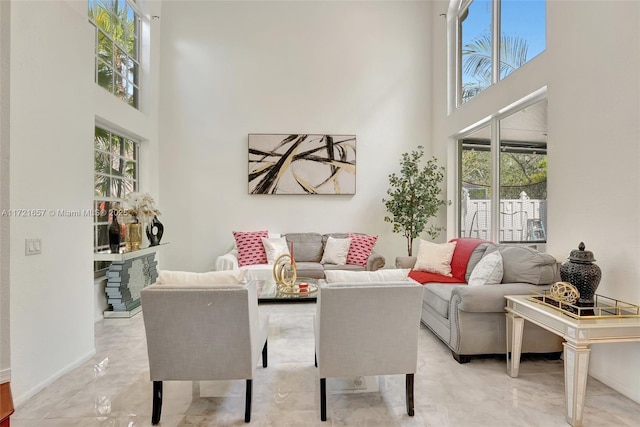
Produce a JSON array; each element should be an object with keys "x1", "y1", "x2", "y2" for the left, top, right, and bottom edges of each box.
[{"x1": 11, "y1": 303, "x2": 640, "y2": 426}]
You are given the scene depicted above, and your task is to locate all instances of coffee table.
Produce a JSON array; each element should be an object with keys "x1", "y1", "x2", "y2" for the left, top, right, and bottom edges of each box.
[{"x1": 255, "y1": 278, "x2": 319, "y2": 303}]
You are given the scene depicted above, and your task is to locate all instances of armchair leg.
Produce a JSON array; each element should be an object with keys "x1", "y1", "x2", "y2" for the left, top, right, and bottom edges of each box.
[
  {"x1": 320, "y1": 378, "x2": 327, "y2": 421},
  {"x1": 245, "y1": 379, "x2": 252, "y2": 423},
  {"x1": 152, "y1": 381, "x2": 163, "y2": 425},
  {"x1": 405, "y1": 374, "x2": 414, "y2": 416},
  {"x1": 262, "y1": 341, "x2": 268, "y2": 368}
]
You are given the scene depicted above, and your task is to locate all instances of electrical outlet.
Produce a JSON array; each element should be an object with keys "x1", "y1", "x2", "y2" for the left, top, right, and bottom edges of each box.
[{"x1": 25, "y1": 238, "x2": 42, "y2": 255}]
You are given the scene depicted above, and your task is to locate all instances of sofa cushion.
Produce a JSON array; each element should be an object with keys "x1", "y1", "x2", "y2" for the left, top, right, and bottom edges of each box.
[
  {"x1": 285, "y1": 233, "x2": 324, "y2": 263},
  {"x1": 346, "y1": 233, "x2": 378, "y2": 266},
  {"x1": 464, "y1": 242, "x2": 493, "y2": 282},
  {"x1": 497, "y1": 245, "x2": 558, "y2": 285},
  {"x1": 262, "y1": 237, "x2": 290, "y2": 264},
  {"x1": 323, "y1": 263, "x2": 365, "y2": 272},
  {"x1": 320, "y1": 236, "x2": 351, "y2": 265},
  {"x1": 413, "y1": 240, "x2": 457, "y2": 276},
  {"x1": 467, "y1": 250, "x2": 504, "y2": 286},
  {"x1": 294, "y1": 262, "x2": 325, "y2": 279},
  {"x1": 233, "y1": 230, "x2": 269, "y2": 267},
  {"x1": 157, "y1": 269, "x2": 246, "y2": 285},
  {"x1": 325, "y1": 269, "x2": 410, "y2": 283}
]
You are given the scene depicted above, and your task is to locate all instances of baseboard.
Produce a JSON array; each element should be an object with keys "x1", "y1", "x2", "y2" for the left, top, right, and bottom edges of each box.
[
  {"x1": 0, "y1": 369, "x2": 9, "y2": 384},
  {"x1": 13, "y1": 348, "x2": 96, "y2": 407},
  {"x1": 590, "y1": 371, "x2": 640, "y2": 405}
]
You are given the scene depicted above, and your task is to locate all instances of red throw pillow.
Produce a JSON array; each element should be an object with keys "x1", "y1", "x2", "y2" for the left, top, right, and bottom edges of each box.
[
  {"x1": 346, "y1": 234, "x2": 378, "y2": 266},
  {"x1": 233, "y1": 230, "x2": 269, "y2": 267}
]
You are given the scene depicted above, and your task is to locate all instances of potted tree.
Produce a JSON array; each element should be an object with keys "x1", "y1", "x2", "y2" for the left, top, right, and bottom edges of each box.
[{"x1": 383, "y1": 146, "x2": 449, "y2": 256}]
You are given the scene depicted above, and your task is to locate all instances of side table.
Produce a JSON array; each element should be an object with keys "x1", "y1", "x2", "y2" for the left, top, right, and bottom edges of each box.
[{"x1": 505, "y1": 295, "x2": 640, "y2": 426}]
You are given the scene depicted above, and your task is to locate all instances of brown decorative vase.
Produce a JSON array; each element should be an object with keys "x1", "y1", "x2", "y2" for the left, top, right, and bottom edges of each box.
[{"x1": 560, "y1": 242, "x2": 602, "y2": 306}]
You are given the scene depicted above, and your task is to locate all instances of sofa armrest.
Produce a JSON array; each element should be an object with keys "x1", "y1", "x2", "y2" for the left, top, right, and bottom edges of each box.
[
  {"x1": 395, "y1": 256, "x2": 417, "y2": 269},
  {"x1": 366, "y1": 251, "x2": 385, "y2": 271},
  {"x1": 216, "y1": 249, "x2": 239, "y2": 271},
  {"x1": 452, "y1": 282, "x2": 549, "y2": 313}
]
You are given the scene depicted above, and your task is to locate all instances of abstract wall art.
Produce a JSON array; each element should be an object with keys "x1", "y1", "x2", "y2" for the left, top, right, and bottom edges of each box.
[{"x1": 248, "y1": 134, "x2": 356, "y2": 195}]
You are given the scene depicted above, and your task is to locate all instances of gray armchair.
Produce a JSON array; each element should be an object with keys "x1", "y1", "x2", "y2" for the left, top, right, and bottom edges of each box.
[
  {"x1": 314, "y1": 280, "x2": 424, "y2": 421},
  {"x1": 140, "y1": 281, "x2": 269, "y2": 424}
]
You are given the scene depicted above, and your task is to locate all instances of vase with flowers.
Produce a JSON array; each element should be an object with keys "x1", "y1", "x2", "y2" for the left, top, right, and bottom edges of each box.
[{"x1": 122, "y1": 192, "x2": 161, "y2": 251}]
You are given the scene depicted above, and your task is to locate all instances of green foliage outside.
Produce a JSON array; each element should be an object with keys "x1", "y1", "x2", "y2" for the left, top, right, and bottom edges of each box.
[
  {"x1": 383, "y1": 147, "x2": 449, "y2": 256},
  {"x1": 461, "y1": 148, "x2": 547, "y2": 199}
]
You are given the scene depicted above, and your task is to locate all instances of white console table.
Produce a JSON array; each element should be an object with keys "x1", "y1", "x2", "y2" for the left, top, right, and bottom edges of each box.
[
  {"x1": 505, "y1": 295, "x2": 640, "y2": 426},
  {"x1": 95, "y1": 244, "x2": 168, "y2": 318}
]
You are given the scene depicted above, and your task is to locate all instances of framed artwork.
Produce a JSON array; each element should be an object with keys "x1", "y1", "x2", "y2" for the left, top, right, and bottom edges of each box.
[{"x1": 248, "y1": 134, "x2": 356, "y2": 195}]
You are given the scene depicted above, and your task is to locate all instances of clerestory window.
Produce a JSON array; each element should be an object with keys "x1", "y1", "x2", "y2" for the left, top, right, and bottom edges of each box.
[
  {"x1": 457, "y1": 0, "x2": 546, "y2": 105},
  {"x1": 88, "y1": 0, "x2": 140, "y2": 108}
]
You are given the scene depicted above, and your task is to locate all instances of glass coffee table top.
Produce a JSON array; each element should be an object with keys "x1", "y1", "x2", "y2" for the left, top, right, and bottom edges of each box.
[{"x1": 256, "y1": 277, "x2": 319, "y2": 303}]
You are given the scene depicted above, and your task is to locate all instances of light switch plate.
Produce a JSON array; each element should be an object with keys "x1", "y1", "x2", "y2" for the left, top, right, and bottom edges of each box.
[{"x1": 25, "y1": 238, "x2": 42, "y2": 255}]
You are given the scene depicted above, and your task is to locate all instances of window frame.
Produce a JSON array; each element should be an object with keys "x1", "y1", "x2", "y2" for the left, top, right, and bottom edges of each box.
[
  {"x1": 450, "y1": 0, "x2": 546, "y2": 108},
  {"x1": 93, "y1": 125, "x2": 140, "y2": 271},
  {"x1": 88, "y1": 0, "x2": 141, "y2": 109},
  {"x1": 455, "y1": 88, "x2": 548, "y2": 244}
]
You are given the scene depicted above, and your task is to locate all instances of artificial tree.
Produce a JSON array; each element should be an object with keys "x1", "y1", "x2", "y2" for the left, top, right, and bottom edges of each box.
[{"x1": 383, "y1": 146, "x2": 449, "y2": 256}]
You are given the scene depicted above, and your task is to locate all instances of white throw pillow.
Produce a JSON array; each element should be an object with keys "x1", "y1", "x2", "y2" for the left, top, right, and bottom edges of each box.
[
  {"x1": 157, "y1": 270, "x2": 246, "y2": 285},
  {"x1": 413, "y1": 240, "x2": 457, "y2": 277},
  {"x1": 320, "y1": 237, "x2": 351, "y2": 265},
  {"x1": 324, "y1": 269, "x2": 411, "y2": 283},
  {"x1": 261, "y1": 237, "x2": 290, "y2": 264},
  {"x1": 467, "y1": 250, "x2": 504, "y2": 286}
]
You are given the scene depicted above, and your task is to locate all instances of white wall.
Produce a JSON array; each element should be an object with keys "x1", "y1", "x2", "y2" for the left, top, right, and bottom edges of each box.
[
  {"x1": 432, "y1": 0, "x2": 640, "y2": 403},
  {"x1": 9, "y1": 0, "x2": 95, "y2": 403},
  {"x1": 158, "y1": 0, "x2": 434, "y2": 271}
]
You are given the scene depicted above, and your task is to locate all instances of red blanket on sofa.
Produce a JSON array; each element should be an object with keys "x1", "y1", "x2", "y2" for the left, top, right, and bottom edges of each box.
[{"x1": 408, "y1": 238, "x2": 488, "y2": 284}]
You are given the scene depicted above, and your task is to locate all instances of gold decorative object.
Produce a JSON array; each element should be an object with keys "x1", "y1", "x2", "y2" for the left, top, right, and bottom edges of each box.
[
  {"x1": 273, "y1": 253, "x2": 297, "y2": 289},
  {"x1": 549, "y1": 281, "x2": 580, "y2": 305},
  {"x1": 126, "y1": 223, "x2": 143, "y2": 251}
]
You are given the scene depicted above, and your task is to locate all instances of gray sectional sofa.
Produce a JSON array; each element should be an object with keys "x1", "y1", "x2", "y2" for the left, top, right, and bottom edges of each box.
[
  {"x1": 398, "y1": 240, "x2": 564, "y2": 363},
  {"x1": 216, "y1": 232, "x2": 385, "y2": 281}
]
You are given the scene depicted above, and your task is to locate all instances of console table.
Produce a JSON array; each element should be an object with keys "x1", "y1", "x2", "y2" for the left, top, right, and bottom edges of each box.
[
  {"x1": 505, "y1": 295, "x2": 640, "y2": 426},
  {"x1": 95, "y1": 244, "x2": 168, "y2": 318}
]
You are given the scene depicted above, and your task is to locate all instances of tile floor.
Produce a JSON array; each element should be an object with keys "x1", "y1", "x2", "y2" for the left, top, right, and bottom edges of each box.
[{"x1": 12, "y1": 303, "x2": 640, "y2": 426}]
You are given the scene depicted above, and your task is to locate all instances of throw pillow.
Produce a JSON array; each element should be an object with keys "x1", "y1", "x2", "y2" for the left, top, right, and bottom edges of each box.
[
  {"x1": 157, "y1": 270, "x2": 246, "y2": 285},
  {"x1": 261, "y1": 237, "x2": 290, "y2": 264},
  {"x1": 467, "y1": 250, "x2": 504, "y2": 286},
  {"x1": 320, "y1": 237, "x2": 351, "y2": 265},
  {"x1": 346, "y1": 233, "x2": 378, "y2": 266},
  {"x1": 413, "y1": 240, "x2": 457, "y2": 277},
  {"x1": 233, "y1": 230, "x2": 268, "y2": 267},
  {"x1": 325, "y1": 269, "x2": 410, "y2": 283}
]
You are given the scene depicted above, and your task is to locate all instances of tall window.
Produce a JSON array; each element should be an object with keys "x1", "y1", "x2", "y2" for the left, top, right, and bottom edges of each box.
[
  {"x1": 88, "y1": 0, "x2": 140, "y2": 108},
  {"x1": 94, "y1": 126, "x2": 139, "y2": 258},
  {"x1": 458, "y1": 0, "x2": 546, "y2": 105},
  {"x1": 459, "y1": 99, "x2": 547, "y2": 243}
]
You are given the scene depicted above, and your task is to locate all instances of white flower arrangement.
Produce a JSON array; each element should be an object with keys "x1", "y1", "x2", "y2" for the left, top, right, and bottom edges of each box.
[{"x1": 123, "y1": 192, "x2": 161, "y2": 225}]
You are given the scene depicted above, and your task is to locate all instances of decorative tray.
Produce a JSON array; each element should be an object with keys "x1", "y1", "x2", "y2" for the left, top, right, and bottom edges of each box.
[
  {"x1": 528, "y1": 291, "x2": 640, "y2": 319},
  {"x1": 278, "y1": 282, "x2": 318, "y2": 296}
]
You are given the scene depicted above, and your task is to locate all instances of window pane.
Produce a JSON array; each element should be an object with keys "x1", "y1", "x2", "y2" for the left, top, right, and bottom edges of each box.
[
  {"x1": 460, "y1": 0, "x2": 492, "y2": 104},
  {"x1": 95, "y1": 151, "x2": 110, "y2": 174},
  {"x1": 500, "y1": 0, "x2": 546, "y2": 79},
  {"x1": 460, "y1": 125, "x2": 492, "y2": 239},
  {"x1": 122, "y1": 139, "x2": 136, "y2": 159},
  {"x1": 499, "y1": 101, "x2": 547, "y2": 242},
  {"x1": 95, "y1": 174, "x2": 110, "y2": 197}
]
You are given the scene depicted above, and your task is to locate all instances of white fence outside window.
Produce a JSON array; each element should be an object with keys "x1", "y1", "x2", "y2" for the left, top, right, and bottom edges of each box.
[{"x1": 461, "y1": 191, "x2": 547, "y2": 242}]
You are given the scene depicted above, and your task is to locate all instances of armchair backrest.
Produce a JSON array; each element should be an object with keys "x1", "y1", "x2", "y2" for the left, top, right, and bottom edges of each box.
[
  {"x1": 315, "y1": 281, "x2": 424, "y2": 379},
  {"x1": 141, "y1": 282, "x2": 260, "y2": 381}
]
